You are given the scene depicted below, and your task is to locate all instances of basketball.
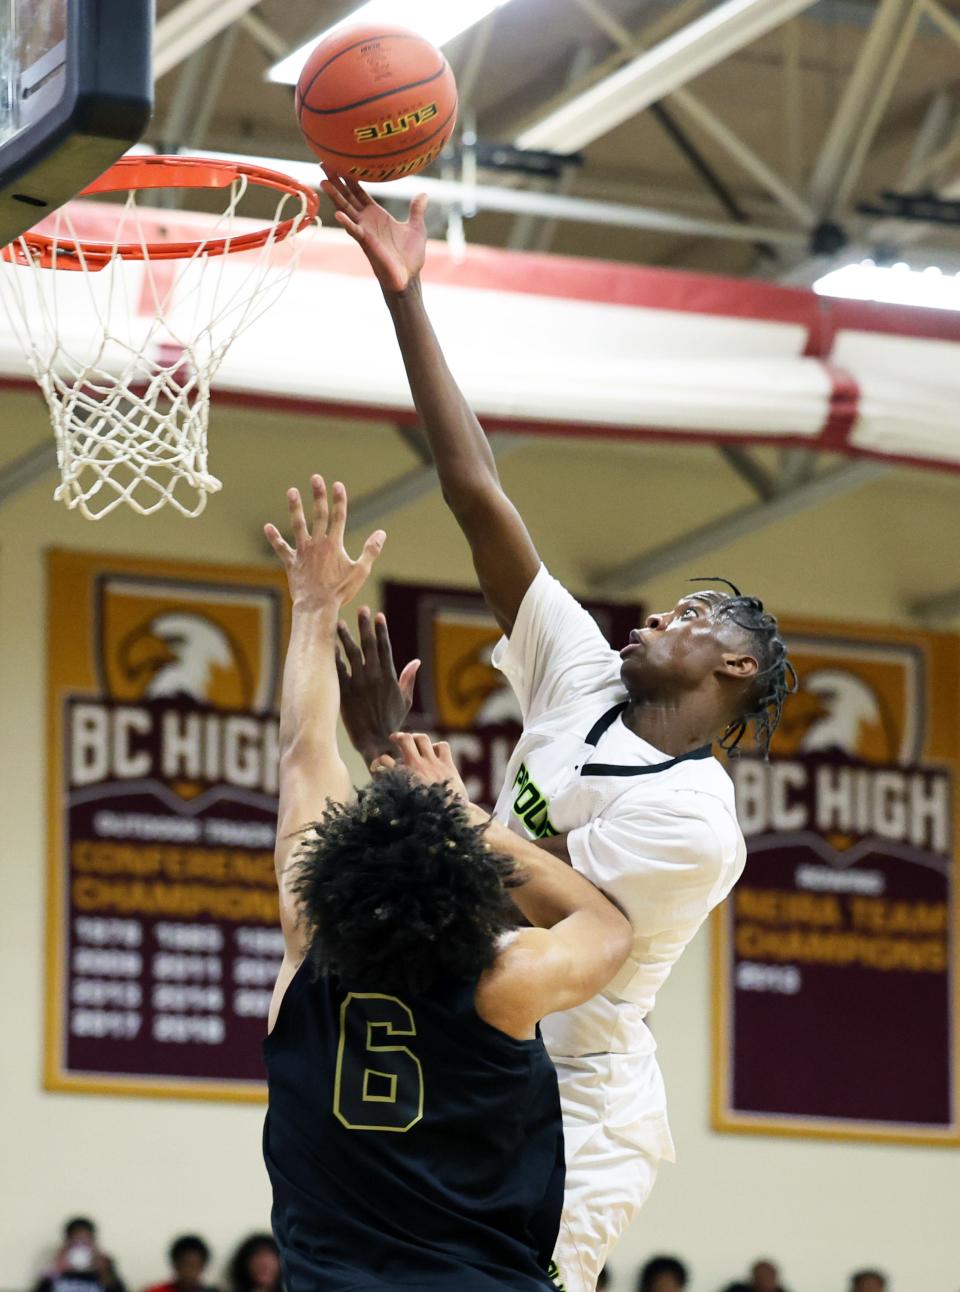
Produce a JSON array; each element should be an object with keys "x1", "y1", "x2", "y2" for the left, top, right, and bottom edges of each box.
[{"x1": 295, "y1": 25, "x2": 458, "y2": 183}]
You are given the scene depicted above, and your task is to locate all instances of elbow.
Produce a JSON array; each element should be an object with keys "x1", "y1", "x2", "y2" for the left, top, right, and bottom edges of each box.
[
  {"x1": 441, "y1": 473, "x2": 502, "y2": 522},
  {"x1": 611, "y1": 913, "x2": 634, "y2": 970}
]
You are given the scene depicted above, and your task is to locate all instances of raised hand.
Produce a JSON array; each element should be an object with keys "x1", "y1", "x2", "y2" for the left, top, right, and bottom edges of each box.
[
  {"x1": 336, "y1": 608, "x2": 421, "y2": 766},
  {"x1": 321, "y1": 172, "x2": 427, "y2": 295},
  {"x1": 388, "y1": 731, "x2": 470, "y2": 804},
  {"x1": 264, "y1": 475, "x2": 385, "y2": 610}
]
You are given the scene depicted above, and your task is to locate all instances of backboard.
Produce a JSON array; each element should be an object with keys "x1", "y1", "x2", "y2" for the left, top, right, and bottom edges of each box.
[{"x1": 0, "y1": 0, "x2": 152, "y2": 246}]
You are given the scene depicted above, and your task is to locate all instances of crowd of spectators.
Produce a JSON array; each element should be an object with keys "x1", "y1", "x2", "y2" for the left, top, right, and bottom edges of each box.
[
  {"x1": 31, "y1": 1220, "x2": 281, "y2": 1292},
  {"x1": 30, "y1": 1220, "x2": 892, "y2": 1292},
  {"x1": 625, "y1": 1254, "x2": 891, "y2": 1292}
]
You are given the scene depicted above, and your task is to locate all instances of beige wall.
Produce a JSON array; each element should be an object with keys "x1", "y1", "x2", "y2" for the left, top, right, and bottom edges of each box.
[{"x1": 2, "y1": 388, "x2": 959, "y2": 1292}]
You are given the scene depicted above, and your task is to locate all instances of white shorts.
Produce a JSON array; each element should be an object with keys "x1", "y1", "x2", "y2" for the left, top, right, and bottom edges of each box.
[{"x1": 550, "y1": 1055, "x2": 671, "y2": 1292}]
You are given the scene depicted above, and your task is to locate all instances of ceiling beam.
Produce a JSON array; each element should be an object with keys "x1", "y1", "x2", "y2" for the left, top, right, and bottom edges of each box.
[
  {"x1": 668, "y1": 88, "x2": 817, "y2": 228},
  {"x1": 344, "y1": 435, "x2": 527, "y2": 535},
  {"x1": 239, "y1": 12, "x2": 290, "y2": 62},
  {"x1": 832, "y1": 3, "x2": 921, "y2": 212},
  {"x1": 806, "y1": 0, "x2": 916, "y2": 216},
  {"x1": 907, "y1": 585, "x2": 960, "y2": 622},
  {"x1": 154, "y1": 0, "x2": 262, "y2": 79},
  {"x1": 718, "y1": 445, "x2": 778, "y2": 500},
  {"x1": 590, "y1": 460, "x2": 887, "y2": 593},
  {"x1": 515, "y1": 0, "x2": 822, "y2": 154},
  {"x1": 919, "y1": 0, "x2": 960, "y2": 50},
  {"x1": 176, "y1": 147, "x2": 810, "y2": 246},
  {"x1": 782, "y1": 19, "x2": 804, "y2": 190},
  {"x1": 0, "y1": 441, "x2": 57, "y2": 509},
  {"x1": 570, "y1": 0, "x2": 815, "y2": 228},
  {"x1": 899, "y1": 89, "x2": 954, "y2": 188}
]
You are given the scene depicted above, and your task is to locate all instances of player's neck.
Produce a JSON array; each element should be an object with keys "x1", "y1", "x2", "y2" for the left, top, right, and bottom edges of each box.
[{"x1": 621, "y1": 697, "x2": 716, "y2": 758}]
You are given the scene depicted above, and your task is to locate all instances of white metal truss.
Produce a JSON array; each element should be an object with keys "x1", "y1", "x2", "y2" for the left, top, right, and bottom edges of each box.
[
  {"x1": 344, "y1": 435, "x2": 527, "y2": 535},
  {"x1": 590, "y1": 461, "x2": 888, "y2": 593},
  {"x1": 168, "y1": 147, "x2": 810, "y2": 246},
  {"x1": 567, "y1": 0, "x2": 817, "y2": 228},
  {"x1": 0, "y1": 440, "x2": 57, "y2": 508},
  {"x1": 515, "y1": 0, "x2": 822, "y2": 154},
  {"x1": 805, "y1": 0, "x2": 917, "y2": 216},
  {"x1": 154, "y1": 0, "x2": 263, "y2": 79}
]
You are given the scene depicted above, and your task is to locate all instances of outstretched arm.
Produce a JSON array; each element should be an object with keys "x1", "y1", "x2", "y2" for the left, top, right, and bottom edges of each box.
[
  {"x1": 322, "y1": 174, "x2": 540, "y2": 634},
  {"x1": 264, "y1": 476, "x2": 385, "y2": 958}
]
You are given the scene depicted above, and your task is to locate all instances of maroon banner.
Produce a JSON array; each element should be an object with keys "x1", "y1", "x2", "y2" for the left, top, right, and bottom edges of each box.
[
  {"x1": 714, "y1": 625, "x2": 960, "y2": 1144},
  {"x1": 47, "y1": 552, "x2": 289, "y2": 1101}
]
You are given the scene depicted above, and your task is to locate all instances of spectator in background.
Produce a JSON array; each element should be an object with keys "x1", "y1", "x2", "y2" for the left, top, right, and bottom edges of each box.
[
  {"x1": 144, "y1": 1236, "x2": 217, "y2": 1292},
  {"x1": 639, "y1": 1256, "x2": 688, "y2": 1292},
  {"x1": 723, "y1": 1260, "x2": 789, "y2": 1292},
  {"x1": 35, "y1": 1217, "x2": 127, "y2": 1292},
  {"x1": 850, "y1": 1272, "x2": 887, "y2": 1292},
  {"x1": 225, "y1": 1236, "x2": 281, "y2": 1292}
]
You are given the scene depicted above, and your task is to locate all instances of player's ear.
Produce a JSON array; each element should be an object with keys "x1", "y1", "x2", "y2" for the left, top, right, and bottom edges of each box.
[{"x1": 718, "y1": 652, "x2": 759, "y2": 681}]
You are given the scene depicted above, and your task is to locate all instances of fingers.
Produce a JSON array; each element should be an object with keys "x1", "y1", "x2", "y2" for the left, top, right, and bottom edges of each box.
[
  {"x1": 432, "y1": 740, "x2": 455, "y2": 768},
  {"x1": 335, "y1": 648, "x2": 351, "y2": 690},
  {"x1": 372, "y1": 611, "x2": 400, "y2": 678},
  {"x1": 310, "y1": 473, "x2": 328, "y2": 537},
  {"x1": 333, "y1": 210, "x2": 366, "y2": 243},
  {"x1": 328, "y1": 480, "x2": 347, "y2": 543},
  {"x1": 337, "y1": 620, "x2": 364, "y2": 676},
  {"x1": 355, "y1": 528, "x2": 386, "y2": 582},
  {"x1": 412, "y1": 732, "x2": 434, "y2": 759},
  {"x1": 263, "y1": 522, "x2": 292, "y2": 563},
  {"x1": 287, "y1": 487, "x2": 309, "y2": 550},
  {"x1": 409, "y1": 193, "x2": 429, "y2": 228},
  {"x1": 344, "y1": 176, "x2": 372, "y2": 208},
  {"x1": 358, "y1": 607, "x2": 381, "y2": 677},
  {"x1": 397, "y1": 658, "x2": 422, "y2": 705},
  {"x1": 370, "y1": 754, "x2": 397, "y2": 773},
  {"x1": 391, "y1": 731, "x2": 419, "y2": 767},
  {"x1": 321, "y1": 173, "x2": 362, "y2": 214}
]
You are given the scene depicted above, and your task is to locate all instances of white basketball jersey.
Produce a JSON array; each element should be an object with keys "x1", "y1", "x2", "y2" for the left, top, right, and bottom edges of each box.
[{"x1": 491, "y1": 565, "x2": 746, "y2": 1160}]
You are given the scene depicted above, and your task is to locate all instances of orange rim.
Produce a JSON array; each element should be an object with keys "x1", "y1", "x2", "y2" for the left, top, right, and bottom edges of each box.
[{"x1": 1, "y1": 155, "x2": 319, "y2": 270}]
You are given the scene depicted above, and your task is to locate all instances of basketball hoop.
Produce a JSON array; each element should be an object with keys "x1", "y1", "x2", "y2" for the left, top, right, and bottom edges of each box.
[{"x1": 0, "y1": 155, "x2": 319, "y2": 519}]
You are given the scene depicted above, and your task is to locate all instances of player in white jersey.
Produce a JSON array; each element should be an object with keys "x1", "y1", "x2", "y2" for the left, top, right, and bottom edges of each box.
[{"x1": 325, "y1": 174, "x2": 795, "y2": 1292}]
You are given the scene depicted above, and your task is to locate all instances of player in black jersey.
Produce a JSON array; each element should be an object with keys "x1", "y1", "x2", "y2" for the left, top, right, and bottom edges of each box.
[{"x1": 262, "y1": 477, "x2": 632, "y2": 1292}]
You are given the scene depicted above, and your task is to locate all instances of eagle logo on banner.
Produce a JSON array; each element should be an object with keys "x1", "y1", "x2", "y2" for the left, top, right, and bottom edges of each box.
[
  {"x1": 75, "y1": 574, "x2": 285, "y2": 802},
  {"x1": 774, "y1": 639, "x2": 924, "y2": 767},
  {"x1": 429, "y1": 608, "x2": 521, "y2": 729},
  {"x1": 97, "y1": 576, "x2": 280, "y2": 713}
]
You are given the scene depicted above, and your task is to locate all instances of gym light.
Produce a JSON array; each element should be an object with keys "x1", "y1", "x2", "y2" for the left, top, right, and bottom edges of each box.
[
  {"x1": 813, "y1": 259, "x2": 960, "y2": 311},
  {"x1": 268, "y1": 0, "x2": 514, "y2": 85}
]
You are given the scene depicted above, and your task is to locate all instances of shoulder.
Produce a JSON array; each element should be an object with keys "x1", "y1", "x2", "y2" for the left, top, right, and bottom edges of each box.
[{"x1": 501, "y1": 564, "x2": 609, "y2": 648}]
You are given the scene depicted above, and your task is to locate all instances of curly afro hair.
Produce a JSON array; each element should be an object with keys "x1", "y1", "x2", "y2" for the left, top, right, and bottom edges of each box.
[{"x1": 291, "y1": 769, "x2": 524, "y2": 997}]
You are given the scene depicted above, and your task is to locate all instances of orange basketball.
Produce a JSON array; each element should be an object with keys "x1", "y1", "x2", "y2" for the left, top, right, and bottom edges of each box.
[{"x1": 295, "y1": 25, "x2": 458, "y2": 183}]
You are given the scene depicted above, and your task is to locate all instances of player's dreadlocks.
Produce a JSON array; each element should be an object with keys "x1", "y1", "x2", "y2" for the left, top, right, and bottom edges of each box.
[
  {"x1": 690, "y1": 577, "x2": 797, "y2": 759},
  {"x1": 291, "y1": 769, "x2": 523, "y2": 997}
]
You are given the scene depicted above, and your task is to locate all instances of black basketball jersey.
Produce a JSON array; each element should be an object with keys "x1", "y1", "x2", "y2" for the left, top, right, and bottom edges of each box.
[{"x1": 262, "y1": 961, "x2": 565, "y2": 1292}]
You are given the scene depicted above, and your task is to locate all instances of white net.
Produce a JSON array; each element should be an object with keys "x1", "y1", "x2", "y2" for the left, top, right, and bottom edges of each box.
[{"x1": 0, "y1": 169, "x2": 315, "y2": 519}]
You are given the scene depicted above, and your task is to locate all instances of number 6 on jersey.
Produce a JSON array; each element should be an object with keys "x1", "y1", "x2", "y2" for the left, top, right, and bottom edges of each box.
[{"x1": 333, "y1": 993, "x2": 424, "y2": 1132}]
